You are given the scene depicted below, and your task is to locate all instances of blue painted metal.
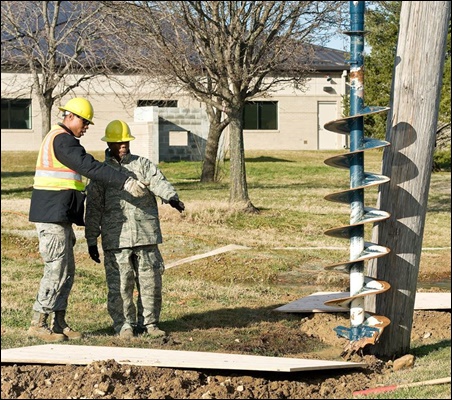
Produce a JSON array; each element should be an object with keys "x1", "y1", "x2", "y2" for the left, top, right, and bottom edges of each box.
[{"x1": 322, "y1": 1, "x2": 392, "y2": 356}]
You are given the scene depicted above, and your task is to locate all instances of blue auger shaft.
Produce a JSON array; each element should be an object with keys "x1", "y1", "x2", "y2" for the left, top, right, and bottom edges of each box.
[{"x1": 348, "y1": 0, "x2": 366, "y2": 328}]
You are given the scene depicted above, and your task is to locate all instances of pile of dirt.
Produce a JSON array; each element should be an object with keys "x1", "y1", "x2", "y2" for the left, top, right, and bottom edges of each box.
[{"x1": 2, "y1": 310, "x2": 450, "y2": 399}]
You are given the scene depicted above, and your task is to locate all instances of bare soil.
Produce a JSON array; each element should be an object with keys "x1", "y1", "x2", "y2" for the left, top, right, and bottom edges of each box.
[{"x1": 1, "y1": 310, "x2": 450, "y2": 399}]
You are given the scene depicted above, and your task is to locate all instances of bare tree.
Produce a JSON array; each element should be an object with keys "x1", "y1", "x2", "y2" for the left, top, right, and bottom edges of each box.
[
  {"x1": 366, "y1": 1, "x2": 451, "y2": 358},
  {"x1": 103, "y1": 1, "x2": 345, "y2": 210},
  {"x1": 1, "y1": 1, "x2": 117, "y2": 137}
]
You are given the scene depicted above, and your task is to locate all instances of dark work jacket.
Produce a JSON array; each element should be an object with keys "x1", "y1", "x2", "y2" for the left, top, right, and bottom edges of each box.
[{"x1": 29, "y1": 124, "x2": 128, "y2": 226}]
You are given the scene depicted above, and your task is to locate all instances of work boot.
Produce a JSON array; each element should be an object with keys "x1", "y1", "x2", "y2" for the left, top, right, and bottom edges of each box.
[
  {"x1": 119, "y1": 327, "x2": 134, "y2": 339},
  {"x1": 53, "y1": 310, "x2": 83, "y2": 340},
  {"x1": 145, "y1": 324, "x2": 166, "y2": 338},
  {"x1": 27, "y1": 312, "x2": 66, "y2": 342}
]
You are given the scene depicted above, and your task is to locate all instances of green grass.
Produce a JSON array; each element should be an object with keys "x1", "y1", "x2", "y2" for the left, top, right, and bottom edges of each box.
[
  {"x1": 1, "y1": 149, "x2": 450, "y2": 398},
  {"x1": 354, "y1": 342, "x2": 451, "y2": 399}
]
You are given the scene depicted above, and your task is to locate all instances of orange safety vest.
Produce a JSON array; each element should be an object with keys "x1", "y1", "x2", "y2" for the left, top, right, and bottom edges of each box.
[{"x1": 33, "y1": 126, "x2": 85, "y2": 191}]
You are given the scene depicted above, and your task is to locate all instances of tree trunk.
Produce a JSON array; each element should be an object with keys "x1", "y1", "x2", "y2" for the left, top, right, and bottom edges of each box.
[
  {"x1": 366, "y1": 1, "x2": 450, "y2": 358},
  {"x1": 228, "y1": 110, "x2": 258, "y2": 212},
  {"x1": 39, "y1": 95, "x2": 53, "y2": 139},
  {"x1": 201, "y1": 107, "x2": 227, "y2": 183}
]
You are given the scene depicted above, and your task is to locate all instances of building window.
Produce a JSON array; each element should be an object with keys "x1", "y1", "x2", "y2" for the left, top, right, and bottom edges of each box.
[
  {"x1": 1, "y1": 98, "x2": 32, "y2": 129},
  {"x1": 137, "y1": 100, "x2": 178, "y2": 107},
  {"x1": 243, "y1": 101, "x2": 278, "y2": 130}
]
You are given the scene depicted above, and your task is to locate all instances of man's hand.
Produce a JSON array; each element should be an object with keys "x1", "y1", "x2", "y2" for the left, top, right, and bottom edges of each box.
[
  {"x1": 88, "y1": 245, "x2": 101, "y2": 263},
  {"x1": 169, "y1": 197, "x2": 185, "y2": 213},
  {"x1": 123, "y1": 177, "x2": 148, "y2": 197}
]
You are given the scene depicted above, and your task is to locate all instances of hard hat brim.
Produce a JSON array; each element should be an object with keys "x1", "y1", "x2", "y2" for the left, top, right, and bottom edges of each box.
[
  {"x1": 58, "y1": 107, "x2": 94, "y2": 125},
  {"x1": 101, "y1": 136, "x2": 135, "y2": 142}
]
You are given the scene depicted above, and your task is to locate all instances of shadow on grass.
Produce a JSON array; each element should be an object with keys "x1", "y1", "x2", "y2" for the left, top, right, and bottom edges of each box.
[
  {"x1": 88, "y1": 305, "x2": 307, "y2": 336},
  {"x1": 1, "y1": 186, "x2": 33, "y2": 195},
  {"x1": 411, "y1": 339, "x2": 451, "y2": 357},
  {"x1": 427, "y1": 197, "x2": 452, "y2": 213},
  {"x1": 162, "y1": 304, "x2": 309, "y2": 332},
  {"x1": 89, "y1": 326, "x2": 116, "y2": 336},
  {"x1": 244, "y1": 156, "x2": 294, "y2": 163},
  {"x1": 1, "y1": 171, "x2": 35, "y2": 178},
  {"x1": 176, "y1": 179, "x2": 342, "y2": 192}
]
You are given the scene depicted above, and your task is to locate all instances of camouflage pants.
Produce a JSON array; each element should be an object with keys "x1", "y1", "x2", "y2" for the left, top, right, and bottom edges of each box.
[
  {"x1": 33, "y1": 222, "x2": 76, "y2": 313},
  {"x1": 104, "y1": 245, "x2": 165, "y2": 333}
]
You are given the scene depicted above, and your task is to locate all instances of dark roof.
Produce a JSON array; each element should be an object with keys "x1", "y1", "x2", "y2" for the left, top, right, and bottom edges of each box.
[{"x1": 310, "y1": 45, "x2": 349, "y2": 71}]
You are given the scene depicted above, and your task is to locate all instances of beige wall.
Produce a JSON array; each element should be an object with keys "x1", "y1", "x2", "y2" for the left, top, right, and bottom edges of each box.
[{"x1": 1, "y1": 71, "x2": 348, "y2": 154}]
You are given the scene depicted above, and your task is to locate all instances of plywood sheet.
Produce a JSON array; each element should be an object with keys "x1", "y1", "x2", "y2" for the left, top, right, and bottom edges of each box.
[
  {"x1": 274, "y1": 292, "x2": 451, "y2": 313},
  {"x1": 1, "y1": 344, "x2": 365, "y2": 372}
]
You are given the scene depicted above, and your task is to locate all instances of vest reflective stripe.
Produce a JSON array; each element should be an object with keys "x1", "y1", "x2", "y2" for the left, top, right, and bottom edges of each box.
[{"x1": 33, "y1": 127, "x2": 85, "y2": 191}]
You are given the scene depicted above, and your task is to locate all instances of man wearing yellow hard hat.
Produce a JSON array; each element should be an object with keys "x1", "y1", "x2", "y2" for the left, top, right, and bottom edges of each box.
[
  {"x1": 28, "y1": 98, "x2": 149, "y2": 342},
  {"x1": 85, "y1": 120, "x2": 185, "y2": 339}
]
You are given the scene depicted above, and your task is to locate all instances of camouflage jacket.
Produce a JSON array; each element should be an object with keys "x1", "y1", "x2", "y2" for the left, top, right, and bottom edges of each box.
[{"x1": 85, "y1": 150, "x2": 178, "y2": 250}]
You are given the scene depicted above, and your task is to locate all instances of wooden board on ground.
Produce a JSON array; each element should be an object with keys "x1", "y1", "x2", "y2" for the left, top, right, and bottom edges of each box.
[
  {"x1": 0, "y1": 344, "x2": 365, "y2": 372},
  {"x1": 274, "y1": 292, "x2": 451, "y2": 313},
  {"x1": 165, "y1": 244, "x2": 249, "y2": 269}
]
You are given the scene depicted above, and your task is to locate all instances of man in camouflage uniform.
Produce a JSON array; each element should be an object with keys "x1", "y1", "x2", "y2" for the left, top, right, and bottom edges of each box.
[{"x1": 85, "y1": 120, "x2": 185, "y2": 339}]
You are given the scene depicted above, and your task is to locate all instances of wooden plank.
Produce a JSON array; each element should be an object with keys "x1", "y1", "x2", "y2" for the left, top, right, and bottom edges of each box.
[
  {"x1": 274, "y1": 292, "x2": 451, "y2": 313},
  {"x1": 0, "y1": 345, "x2": 365, "y2": 372},
  {"x1": 165, "y1": 244, "x2": 249, "y2": 269},
  {"x1": 414, "y1": 292, "x2": 451, "y2": 309}
]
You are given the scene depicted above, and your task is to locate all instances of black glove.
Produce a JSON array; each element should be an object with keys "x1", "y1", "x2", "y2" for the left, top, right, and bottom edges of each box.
[
  {"x1": 88, "y1": 245, "x2": 101, "y2": 263},
  {"x1": 169, "y1": 197, "x2": 185, "y2": 213}
]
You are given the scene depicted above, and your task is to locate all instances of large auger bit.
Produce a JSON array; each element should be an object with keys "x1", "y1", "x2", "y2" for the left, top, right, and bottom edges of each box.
[{"x1": 323, "y1": 108, "x2": 391, "y2": 357}]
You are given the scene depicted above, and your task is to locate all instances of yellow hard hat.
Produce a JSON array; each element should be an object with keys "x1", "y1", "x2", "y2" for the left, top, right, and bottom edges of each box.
[
  {"x1": 102, "y1": 120, "x2": 135, "y2": 142},
  {"x1": 58, "y1": 98, "x2": 94, "y2": 125}
]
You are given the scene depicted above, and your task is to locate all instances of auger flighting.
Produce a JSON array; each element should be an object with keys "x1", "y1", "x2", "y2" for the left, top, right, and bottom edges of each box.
[{"x1": 322, "y1": 1, "x2": 391, "y2": 356}]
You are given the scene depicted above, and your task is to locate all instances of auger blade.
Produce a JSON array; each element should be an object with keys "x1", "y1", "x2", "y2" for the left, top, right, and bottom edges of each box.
[
  {"x1": 324, "y1": 278, "x2": 390, "y2": 309},
  {"x1": 324, "y1": 106, "x2": 390, "y2": 134},
  {"x1": 324, "y1": 208, "x2": 390, "y2": 239},
  {"x1": 324, "y1": 174, "x2": 390, "y2": 204}
]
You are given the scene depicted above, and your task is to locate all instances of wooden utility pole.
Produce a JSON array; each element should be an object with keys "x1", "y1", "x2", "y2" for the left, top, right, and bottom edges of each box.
[{"x1": 366, "y1": 1, "x2": 451, "y2": 358}]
